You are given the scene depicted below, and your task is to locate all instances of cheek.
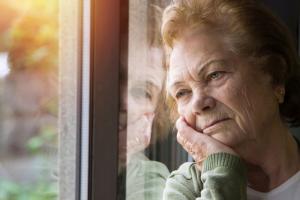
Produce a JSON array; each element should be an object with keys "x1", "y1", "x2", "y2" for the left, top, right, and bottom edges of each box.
[
  {"x1": 231, "y1": 90, "x2": 257, "y2": 135},
  {"x1": 177, "y1": 101, "x2": 197, "y2": 128},
  {"x1": 212, "y1": 79, "x2": 256, "y2": 134},
  {"x1": 222, "y1": 81, "x2": 275, "y2": 137},
  {"x1": 128, "y1": 99, "x2": 155, "y2": 122},
  {"x1": 237, "y1": 90, "x2": 258, "y2": 130}
]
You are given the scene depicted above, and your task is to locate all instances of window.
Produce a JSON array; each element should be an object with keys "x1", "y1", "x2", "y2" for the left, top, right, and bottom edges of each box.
[
  {"x1": 0, "y1": 0, "x2": 298, "y2": 199},
  {"x1": 0, "y1": 0, "x2": 82, "y2": 199},
  {"x1": 90, "y1": 0, "x2": 300, "y2": 199},
  {"x1": 0, "y1": 0, "x2": 60, "y2": 199},
  {"x1": 90, "y1": 0, "x2": 187, "y2": 199}
]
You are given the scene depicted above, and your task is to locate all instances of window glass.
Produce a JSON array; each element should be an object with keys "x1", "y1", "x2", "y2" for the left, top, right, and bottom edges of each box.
[
  {"x1": 118, "y1": 0, "x2": 187, "y2": 199},
  {"x1": 0, "y1": 0, "x2": 73, "y2": 199},
  {"x1": 118, "y1": 1, "x2": 300, "y2": 200}
]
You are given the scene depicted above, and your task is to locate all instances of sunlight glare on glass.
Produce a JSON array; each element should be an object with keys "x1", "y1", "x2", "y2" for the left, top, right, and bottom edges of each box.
[{"x1": 0, "y1": 52, "x2": 10, "y2": 78}]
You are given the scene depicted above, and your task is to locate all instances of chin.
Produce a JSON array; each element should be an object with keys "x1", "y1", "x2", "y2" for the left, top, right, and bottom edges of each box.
[
  {"x1": 204, "y1": 120, "x2": 243, "y2": 145},
  {"x1": 212, "y1": 134, "x2": 235, "y2": 146},
  {"x1": 207, "y1": 128, "x2": 242, "y2": 147}
]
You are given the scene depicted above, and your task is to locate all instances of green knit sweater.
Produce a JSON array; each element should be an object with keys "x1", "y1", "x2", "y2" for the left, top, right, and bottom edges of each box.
[{"x1": 163, "y1": 152, "x2": 247, "y2": 200}]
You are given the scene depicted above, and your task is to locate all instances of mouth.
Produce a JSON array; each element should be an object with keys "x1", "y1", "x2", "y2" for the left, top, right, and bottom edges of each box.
[{"x1": 202, "y1": 118, "x2": 230, "y2": 132}]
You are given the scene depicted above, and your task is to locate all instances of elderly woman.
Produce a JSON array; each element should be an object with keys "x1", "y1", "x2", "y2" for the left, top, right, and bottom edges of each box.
[{"x1": 161, "y1": 0, "x2": 300, "y2": 199}]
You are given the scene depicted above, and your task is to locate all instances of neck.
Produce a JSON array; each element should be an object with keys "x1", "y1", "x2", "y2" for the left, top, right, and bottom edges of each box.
[{"x1": 235, "y1": 122, "x2": 300, "y2": 192}]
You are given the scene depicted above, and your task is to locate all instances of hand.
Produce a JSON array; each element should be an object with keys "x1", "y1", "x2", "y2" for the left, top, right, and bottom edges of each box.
[
  {"x1": 119, "y1": 113, "x2": 155, "y2": 166},
  {"x1": 127, "y1": 113, "x2": 154, "y2": 156},
  {"x1": 176, "y1": 117, "x2": 237, "y2": 169}
]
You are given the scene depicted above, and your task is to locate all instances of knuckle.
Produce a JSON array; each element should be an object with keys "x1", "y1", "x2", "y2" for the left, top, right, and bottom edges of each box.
[
  {"x1": 175, "y1": 118, "x2": 182, "y2": 130},
  {"x1": 177, "y1": 131, "x2": 186, "y2": 145}
]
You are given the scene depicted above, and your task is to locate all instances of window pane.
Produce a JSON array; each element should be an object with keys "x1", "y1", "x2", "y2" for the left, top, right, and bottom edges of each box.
[
  {"x1": 118, "y1": 0, "x2": 187, "y2": 199},
  {"x1": 0, "y1": 0, "x2": 58, "y2": 199},
  {"x1": 117, "y1": 1, "x2": 300, "y2": 200},
  {"x1": 0, "y1": 0, "x2": 79, "y2": 199}
]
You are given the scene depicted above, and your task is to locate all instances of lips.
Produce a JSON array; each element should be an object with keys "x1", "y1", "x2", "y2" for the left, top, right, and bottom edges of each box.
[{"x1": 202, "y1": 118, "x2": 230, "y2": 131}]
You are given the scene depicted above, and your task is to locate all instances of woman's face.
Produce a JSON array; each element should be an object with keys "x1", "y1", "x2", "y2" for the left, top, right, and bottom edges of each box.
[
  {"x1": 119, "y1": 47, "x2": 165, "y2": 161},
  {"x1": 167, "y1": 29, "x2": 281, "y2": 147},
  {"x1": 127, "y1": 47, "x2": 164, "y2": 124}
]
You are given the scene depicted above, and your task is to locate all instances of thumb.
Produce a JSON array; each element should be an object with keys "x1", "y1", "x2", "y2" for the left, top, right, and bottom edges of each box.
[
  {"x1": 143, "y1": 113, "x2": 155, "y2": 143},
  {"x1": 176, "y1": 117, "x2": 202, "y2": 144}
]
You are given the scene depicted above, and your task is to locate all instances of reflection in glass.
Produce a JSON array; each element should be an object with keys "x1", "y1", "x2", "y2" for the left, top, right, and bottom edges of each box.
[{"x1": 118, "y1": 1, "x2": 171, "y2": 200}]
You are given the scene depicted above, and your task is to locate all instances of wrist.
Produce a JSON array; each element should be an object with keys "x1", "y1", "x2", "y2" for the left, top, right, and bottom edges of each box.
[{"x1": 202, "y1": 152, "x2": 245, "y2": 174}]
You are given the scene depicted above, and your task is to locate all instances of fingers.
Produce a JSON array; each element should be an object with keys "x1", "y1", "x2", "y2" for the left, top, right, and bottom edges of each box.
[
  {"x1": 176, "y1": 117, "x2": 237, "y2": 167},
  {"x1": 126, "y1": 113, "x2": 155, "y2": 158},
  {"x1": 176, "y1": 116, "x2": 210, "y2": 145},
  {"x1": 176, "y1": 117, "x2": 205, "y2": 150},
  {"x1": 176, "y1": 117, "x2": 205, "y2": 164},
  {"x1": 127, "y1": 113, "x2": 154, "y2": 140},
  {"x1": 144, "y1": 113, "x2": 155, "y2": 144}
]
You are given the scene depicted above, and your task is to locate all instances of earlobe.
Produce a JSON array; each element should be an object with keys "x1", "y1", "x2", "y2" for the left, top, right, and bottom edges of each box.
[{"x1": 274, "y1": 86, "x2": 285, "y2": 104}]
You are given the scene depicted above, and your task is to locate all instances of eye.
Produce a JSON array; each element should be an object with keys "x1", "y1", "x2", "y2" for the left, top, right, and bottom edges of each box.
[
  {"x1": 175, "y1": 89, "x2": 191, "y2": 100},
  {"x1": 207, "y1": 71, "x2": 226, "y2": 81},
  {"x1": 130, "y1": 87, "x2": 152, "y2": 101},
  {"x1": 145, "y1": 91, "x2": 153, "y2": 100}
]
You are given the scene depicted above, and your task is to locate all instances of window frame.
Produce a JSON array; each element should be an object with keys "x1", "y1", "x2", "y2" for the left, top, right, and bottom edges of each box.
[
  {"x1": 89, "y1": 0, "x2": 125, "y2": 199},
  {"x1": 87, "y1": 0, "x2": 299, "y2": 199}
]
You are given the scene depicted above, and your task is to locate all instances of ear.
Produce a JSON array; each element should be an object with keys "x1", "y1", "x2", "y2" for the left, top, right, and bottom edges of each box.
[{"x1": 274, "y1": 85, "x2": 285, "y2": 104}]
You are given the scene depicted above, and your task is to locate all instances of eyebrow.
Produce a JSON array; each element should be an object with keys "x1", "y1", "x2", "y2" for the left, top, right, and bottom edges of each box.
[
  {"x1": 167, "y1": 59, "x2": 227, "y2": 91},
  {"x1": 195, "y1": 59, "x2": 227, "y2": 77},
  {"x1": 131, "y1": 80, "x2": 160, "y2": 92}
]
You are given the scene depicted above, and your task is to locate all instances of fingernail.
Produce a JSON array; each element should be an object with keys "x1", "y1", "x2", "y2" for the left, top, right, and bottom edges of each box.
[{"x1": 177, "y1": 117, "x2": 187, "y2": 128}]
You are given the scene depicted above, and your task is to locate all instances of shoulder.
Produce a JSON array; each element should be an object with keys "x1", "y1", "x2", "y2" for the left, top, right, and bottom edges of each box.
[
  {"x1": 141, "y1": 159, "x2": 170, "y2": 178},
  {"x1": 127, "y1": 153, "x2": 169, "y2": 178},
  {"x1": 126, "y1": 155, "x2": 170, "y2": 200}
]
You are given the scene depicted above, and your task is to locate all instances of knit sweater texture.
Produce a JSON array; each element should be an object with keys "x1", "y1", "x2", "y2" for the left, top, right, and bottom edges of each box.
[{"x1": 163, "y1": 152, "x2": 247, "y2": 200}]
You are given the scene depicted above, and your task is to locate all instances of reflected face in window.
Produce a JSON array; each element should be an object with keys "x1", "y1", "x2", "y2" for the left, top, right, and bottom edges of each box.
[
  {"x1": 119, "y1": 47, "x2": 165, "y2": 161},
  {"x1": 127, "y1": 47, "x2": 164, "y2": 122},
  {"x1": 167, "y1": 29, "x2": 280, "y2": 147}
]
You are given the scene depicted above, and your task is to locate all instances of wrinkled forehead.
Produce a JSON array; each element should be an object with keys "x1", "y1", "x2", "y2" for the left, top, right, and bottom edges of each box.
[{"x1": 167, "y1": 30, "x2": 230, "y2": 89}]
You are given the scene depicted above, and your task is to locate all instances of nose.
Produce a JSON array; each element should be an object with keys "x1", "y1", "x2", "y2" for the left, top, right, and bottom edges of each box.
[{"x1": 191, "y1": 89, "x2": 216, "y2": 115}]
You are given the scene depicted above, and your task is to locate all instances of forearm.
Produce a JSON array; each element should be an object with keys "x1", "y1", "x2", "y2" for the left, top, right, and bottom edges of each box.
[
  {"x1": 199, "y1": 153, "x2": 247, "y2": 200},
  {"x1": 163, "y1": 162, "x2": 202, "y2": 200},
  {"x1": 163, "y1": 153, "x2": 247, "y2": 200}
]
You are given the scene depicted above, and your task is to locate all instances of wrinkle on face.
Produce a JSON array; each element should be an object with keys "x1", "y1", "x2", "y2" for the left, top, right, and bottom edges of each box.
[
  {"x1": 239, "y1": 87, "x2": 256, "y2": 137},
  {"x1": 167, "y1": 28, "x2": 281, "y2": 148}
]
